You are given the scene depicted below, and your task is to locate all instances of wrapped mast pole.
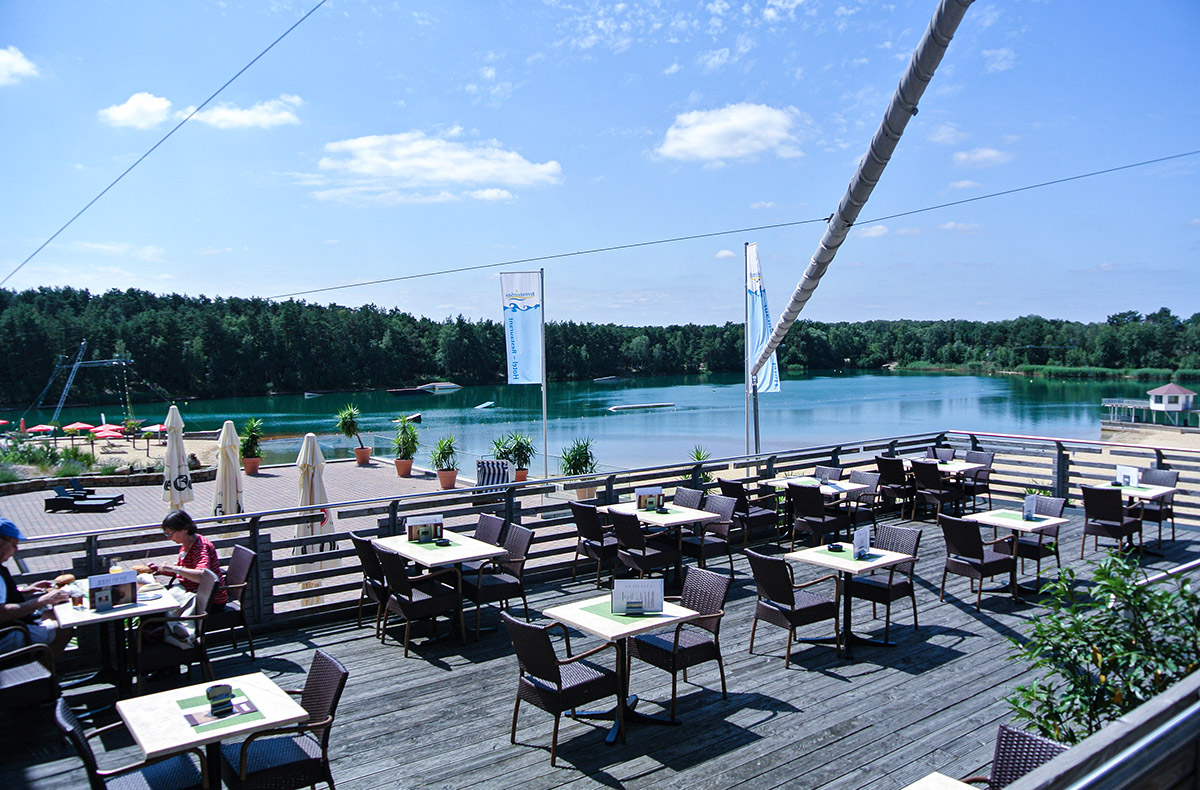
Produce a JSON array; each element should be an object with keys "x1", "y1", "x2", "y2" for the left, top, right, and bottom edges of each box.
[{"x1": 752, "y1": 0, "x2": 975, "y2": 377}]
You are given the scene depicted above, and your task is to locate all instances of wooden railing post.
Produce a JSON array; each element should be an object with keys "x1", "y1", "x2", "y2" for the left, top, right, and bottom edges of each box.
[
  {"x1": 247, "y1": 516, "x2": 265, "y2": 626},
  {"x1": 690, "y1": 464, "x2": 703, "y2": 487},
  {"x1": 830, "y1": 447, "x2": 841, "y2": 468},
  {"x1": 603, "y1": 475, "x2": 616, "y2": 504},
  {"x1": 887, "y1": 439, "x2": 897, "y2": 457},
  {"x1": 1053, "y1": 441, "x2": 1070, "y2": 499},
  {"x1": 256, "y1": 530, "x2": 274, "y2": 623},
  {"x1": 85, "y1": 534, "x2": 100, "y2": 576},
  {"x1": 504, "y1": 487, "x2": 517, "y2": 524},
  {"x1": 764, "y1": 455, "x2": 777, "y2": 478},
  {"x1": 970, "y1": 434, "x2": 982, "y2": 452}
]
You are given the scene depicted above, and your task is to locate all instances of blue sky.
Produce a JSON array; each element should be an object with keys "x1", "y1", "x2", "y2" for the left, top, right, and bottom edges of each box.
[{"x1": 2, "y1": 0, "x2": 1197, "y2": 328}]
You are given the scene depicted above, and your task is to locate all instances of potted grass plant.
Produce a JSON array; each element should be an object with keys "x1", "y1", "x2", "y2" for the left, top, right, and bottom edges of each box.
[
  {"x1": 240, "y1": 417, "x2": 265, "y2": 474},
  {"x1": 431, "y1": 435, "x2": 458, "y2": 489},
  {"x1": 560, "y1": 437, "x2": 597, "y2": 500},
  {"x1": 392, "y1": 416, "x2": 420, "y2": 477},
  {"x1": 493, "y1": 431, "x2": 536, "y2": 482},
  {"x1": 335, "y1": 404, "x2": 372, "y2": 466}
]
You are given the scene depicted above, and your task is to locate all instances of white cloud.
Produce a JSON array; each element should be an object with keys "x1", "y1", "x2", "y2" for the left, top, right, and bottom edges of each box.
[
  {"x1": 0, "y1": 46, "x2": 38, "y2": 85},
  {"x1": 656, "y1": 103, "x2": 807, "y2": 163},
  {"x1": 953, "y1": 147, "x2": 1013, "y2": 167},
  {"x1": 663, "y1": 62, "x2": 680, "y2": 75},
  {"x1": 1189, "y1": 218, "x2": 1200, "y2": 227},
  {"x1": 939, "y1": 221, "x2": 982, "y2": 232},
  {"x1": 948, "y1": 180, "x2": 980, "y2": 189},
  {"x1": 479, "y1": 66, "x2": 496, "y2": 81},
  {"x1": 975, "y1": 5, "x2": 1002, "y2": 29},
  {"x1": 468, "y1": 188, "x2": 514, "y2": 201},
  {"x1": 982, "y1": 48, "x2": 1016, "y2": 73},
  {"x1": 75, "y1": 241, "x2": 165, "y2": 261},
  {"x1": 763, "y1": 0, "x2": 806, "y2": 23},
  {"x1": 750, "y1": 201, "x2": 776, "y2": 209},
  {"x1": 98, "y1": 92, "x2": 172, "y2": 129},
  {"x1": 928, "y1": 123, "x2": 968, "y2": 145},
  {"x1": 698, "y1": 48, "x2": 730, "y2": 72},
  {"x1": 792, "y1": 67, "x2": 804, "y2": 81},
  {"x1": 715, "y1": 249, "x2": 736, "y2": 259},
  {"x1": 855, "y1": 224, "x2": 888, "y2": 238},
  {"x1": 183, "y1": 94, "x2": 302, "y2": 129}
]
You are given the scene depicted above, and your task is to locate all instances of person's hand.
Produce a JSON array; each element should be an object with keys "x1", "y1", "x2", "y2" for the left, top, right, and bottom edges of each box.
[
  {"x1": 26, "y1": 580, "x2": 54, "y2": 591},
  {"x1": 146, "y1": 562, "x2": 161, "y2": 574},
  {"x1": 37, "y1": 588, "x2": 69, "y2": 607}
]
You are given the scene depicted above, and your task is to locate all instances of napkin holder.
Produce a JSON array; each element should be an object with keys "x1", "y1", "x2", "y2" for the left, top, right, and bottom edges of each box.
[{"x1": 207, "y1": 684, "x2": 235, "y2": 717}]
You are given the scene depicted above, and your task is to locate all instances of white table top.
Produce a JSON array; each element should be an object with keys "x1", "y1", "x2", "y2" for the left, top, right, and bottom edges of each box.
[
  {"x1": 1114, "y1": 483, "x2": 1177, "y2": 501},
  {"x1": 785, "y1": 543, "x2": 913, "y2": 576},
  {"x1": 763, "y1": 476, "x2": 869, "y2": 497},
  {"x1": 901, "y1": 772, "x2": 974, "y2": 790},
  {"x1": 965, "y1": 508, "x2": 1067, "y2": 534},
  {"x1": 374, "y1": 532, "x2": 507, "y2": 568},
  {"x1": 116, "y1": 671, "x2": 308, "y2": 759},
  {"x1": 52, "y1": 579, "x2": 180, "y2": 628},
  {"x1": 903, "y1": 458, "x2": 984, "y2": 476},
  {"x1": 598, "y1": 501, "x2": 721, "y2": 528},
  {"x1": 544, "y1": 594, "x2": 700, "y2": 642}
]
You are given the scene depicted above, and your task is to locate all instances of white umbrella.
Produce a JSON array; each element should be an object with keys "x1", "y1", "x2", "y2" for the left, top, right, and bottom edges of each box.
[
  {"x1": 162, "y1": 404, "x2": 193, "y2": 511},
  {"x1": 211, "y1": 420, "x2": 244, "y2": 517},
  {"x1": 295, "y1": 433, "x2": 337, "y2": 604}
]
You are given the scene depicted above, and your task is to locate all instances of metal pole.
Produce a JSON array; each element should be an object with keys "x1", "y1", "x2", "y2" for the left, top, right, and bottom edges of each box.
[
  {"x1": 744, "y1": 242, "x2": 752, "y2": 455},
  {"x1": 540, "y1": 268, "x2": 549, "y2": 481}
]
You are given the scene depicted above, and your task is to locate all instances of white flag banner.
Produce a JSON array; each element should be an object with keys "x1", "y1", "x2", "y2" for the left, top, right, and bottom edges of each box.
[
  {"x1": 501, "y1": 271, "x2": 543, "y2": 385},
  {"x1": 747, "y1": 243, "x2": 781, "y2": 393}
]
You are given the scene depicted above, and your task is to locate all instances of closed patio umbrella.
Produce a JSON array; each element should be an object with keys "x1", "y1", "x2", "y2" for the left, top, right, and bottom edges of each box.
[
  {"x1": 296, "y1": 433, "x2": 337, "y2": 605},
  {"x1": 211, "y1": 420, "x2": 244, "y2": 517},
  {"x1": 162, "y1": 405, "x2": 193, "y2": 511}
]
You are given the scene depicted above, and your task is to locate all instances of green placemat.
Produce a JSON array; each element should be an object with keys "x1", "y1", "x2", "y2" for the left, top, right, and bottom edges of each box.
[
  {"x1": 991, "y1": 511, "x2": 1051, "y2": 523},
  {"x1": 405, "y1": 538, "x2": 459, "y2": 551},
  {"x1": 810, "y1": 546, "x2": 880, "y2": 562},
  {"x1": 1124, "y1": 485, "x2": 1153, "y2": 492},
  {"x1": 580, "y1": 600, "x2": 673, "y2": 625},
  {"x1": 785, "y1": 477, "x2": 819, "y2": 485},
  {"x1": 177, "y1": 688, "x2": 265, "y2": 733}
]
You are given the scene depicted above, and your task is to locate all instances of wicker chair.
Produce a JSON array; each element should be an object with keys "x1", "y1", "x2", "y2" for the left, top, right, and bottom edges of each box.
[
  {"x1": 996, "y1": 496, "x2": 1065, "y2": 578},
  {"x1": 503, "y1": 612, "x2": 623, "y2": 767},
  {"x1": 462, "y1": 524, "x2": 534, "y2": 638},
  {"x1": 462, "y1": 513, "x2": 507, "y2": 576},
  {"x1": 0, "y1": 622, "x2": 59, "y2": 720},
  {"x1": 569, "y1": 501, "x2": 618, "y2": 586},
  {"x1": 680, "y1": 494, "x2": 736, "y2": 573},
  {"x1": 219, "y1": 649, "x2": 349, "y2": 790},
  {"x1": 961, "y1": 450, "x2": 995, "y2": 513},
  {"x1": 206, "y1": 544, "x2": 257, "y2": 660},
  {"x1": 963, "y1": 723, "x2": 1068, "y2": 789},
  {"x1": 1139, "y1": 467, "x2": 1179, "y2": 542},
  {"x1": 912, "y1": 459, "x2": 964, "y2": 521},
  {"x1": 57, "y1": 698, "x2": 208, "y2": 790},
  {"x1": 717, "y1": 479, "x2": 779, "y2": 546},
  {"x1": 374, "y1": 545, "x2": 465, "y2": 656},
  {"x1": 629, "y1": 567, "x2": 731, "y2": 721},
  {"x1": 746, "y1": 549, "x2": 840, "y2": 667},
  {"x1": 348, "y1": 532, "x2": 389, "y2": 636},
  {"x1": 813, "y1": 465, "x2": 844, "y2": 483},
  {"x1": 845, "y1": 470, "x2": 883, "y2": 528},
  {"x1": 845, "y1": 524, "x2": 921, "y2": 641},
  {"x1": 939, "y1": 515, "x2": 1018, "y2": 610},
  {"x1": 134, "y1": 569, "x2": 217, "y2": 694},
  {"x1": 1081, "y1": 485, "x2": 1143, "y2": 558},
  {"x1": 876, "y1": 455, "x2": 916, "y2": 520},
  {"x1": 613, "y1": 511, "x2": 679, "y2": 582},
  {"x1": 786, "y1": 482, "x2": 849, "y2": 550},
  {"x1": 927, "y1": 447, "x2": 955, "y2": 461},
  {"x1": 673, "y1": 486, "x2": 704, "y2": 511}
]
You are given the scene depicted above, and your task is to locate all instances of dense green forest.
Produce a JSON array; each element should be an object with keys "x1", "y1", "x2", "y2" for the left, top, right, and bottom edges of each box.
[{"x1": 2, "y1": 288, "x2": 1198, "y2": 407}]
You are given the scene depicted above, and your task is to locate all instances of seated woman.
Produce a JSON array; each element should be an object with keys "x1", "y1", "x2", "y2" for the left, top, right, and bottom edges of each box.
[{"x1": 147, "y1": 510, "x2": 228, "y2": 613}]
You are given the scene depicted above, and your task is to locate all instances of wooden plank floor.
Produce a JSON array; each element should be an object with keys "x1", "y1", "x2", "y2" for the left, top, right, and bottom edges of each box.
[{"x1": 5, "y1": 504, "x2": 1198, "y2": 790}]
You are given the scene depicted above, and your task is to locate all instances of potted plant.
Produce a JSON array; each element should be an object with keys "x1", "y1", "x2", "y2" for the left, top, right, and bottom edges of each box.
[
  {"x1": 392, "y1": 416, "x2": 420, "y2": 477},
  {"x1": 335, "y1": 404, "x2": 372, "y2": 466},
  {"x1": 431, "y1": 435, "x2": 458, "y2": 489},
  {"x1": 492, "y1": 431, "x2": 536, "y2": 482},
  {"x1": 560, "y1": 437, "x2": 597, "y2": 499},
  {"x1": 240, "y1": 417, "x2": 264, "y2": 475}
]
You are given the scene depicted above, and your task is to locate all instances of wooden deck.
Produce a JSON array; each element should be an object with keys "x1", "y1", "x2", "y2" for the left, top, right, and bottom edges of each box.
[{"x1": 5, "y1": 507, "x2": 1199, "y2": 790}]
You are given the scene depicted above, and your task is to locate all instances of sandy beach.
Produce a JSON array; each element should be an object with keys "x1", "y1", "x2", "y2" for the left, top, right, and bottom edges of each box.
[
  {"x1": 1100, "y1": 426, "x2": 1200, "y2": 453},
  {"x1": 26, "y1": 433, "x2": 224, "y2": 470}
]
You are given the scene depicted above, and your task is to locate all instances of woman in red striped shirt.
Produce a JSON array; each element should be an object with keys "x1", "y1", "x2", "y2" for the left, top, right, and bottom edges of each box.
[{"x1": 147, "y1": 510, "x2": 228, "y2": 612}]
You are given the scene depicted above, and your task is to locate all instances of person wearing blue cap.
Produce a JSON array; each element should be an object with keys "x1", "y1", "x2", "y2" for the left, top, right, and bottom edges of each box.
[{"x1": 0, "y1": 518, "x2": 74, "y2": 655}]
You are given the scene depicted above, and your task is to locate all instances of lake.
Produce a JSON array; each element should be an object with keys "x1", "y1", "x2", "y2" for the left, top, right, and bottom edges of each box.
[{"x1": 18, "y1": 371, "x2": 1154, "y2": 473}]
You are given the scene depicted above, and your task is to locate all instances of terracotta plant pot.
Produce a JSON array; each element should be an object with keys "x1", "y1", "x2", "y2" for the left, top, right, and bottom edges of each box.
[
  {"x1": 576, "y1": 486, "x2": 596, "y2": 501},
  {"x1": 437, "y1": 469, "x2": 458, "y2": 490},
  {"x1": 242, "y1": 457, "x2": 261, "y2": 475},
  {"x1": 353, "y1": 446, "x2": 372, "y2": 466},
  {"x1": 514, "y1": 468, "x2": 528, "y2": 482},
  {"x1": 394, "y1": 458, "x2": 414, "y2": 477}
]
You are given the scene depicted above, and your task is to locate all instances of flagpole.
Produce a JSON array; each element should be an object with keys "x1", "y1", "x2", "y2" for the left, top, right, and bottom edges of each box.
[
  {"x1": 744, "y1": 242, "x2": 751, "y2": 456},
  {"x1": 539, "y1": 268, "x2": 548, "y2": 481}
]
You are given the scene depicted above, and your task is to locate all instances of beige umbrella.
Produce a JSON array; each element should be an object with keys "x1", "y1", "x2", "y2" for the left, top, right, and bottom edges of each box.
[
  {"x1": 295, "y1": 433, "x2": 337, "y2": 604},
  {"x1": 211, "y1": 420, "x2": 244, "y2": 517},
  {"x1": 162, "y1": 405, "x2": 193, "y2": 511}
]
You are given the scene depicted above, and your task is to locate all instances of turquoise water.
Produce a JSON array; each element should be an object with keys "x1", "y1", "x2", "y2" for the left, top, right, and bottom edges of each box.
[{"x1": 14, "y1": 372, "x2": 1152, "y2": 472}]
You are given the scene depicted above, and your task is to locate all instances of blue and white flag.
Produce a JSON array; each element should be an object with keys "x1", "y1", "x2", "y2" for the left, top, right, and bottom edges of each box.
[
  {"x1": 746, "y1": 243, "x2": 781, "y2": 393},
  {"x1": 501, "y1": 271, "x2": 543, "y2": 385}
]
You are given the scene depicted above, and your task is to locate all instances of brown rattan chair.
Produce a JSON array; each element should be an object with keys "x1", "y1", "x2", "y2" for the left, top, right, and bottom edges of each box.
[
  {"x1": 681, "y1": 494, "x2": 736, "y2": 573},
  {"x1": 1139, "y1": 467, "x2": 1179, "y2": 542},
  {"x1": 374, "y1": 544, "x2": 465, "y2": 656},
  {"x1": 845, "y1": 524, "x2": 921, "y2": 641},
  {"x1": 0, "y1": 622, "x2": 59, "y2": 722},
  {"x1": 717, "y1": 478, "x2": 779, "y2": 546},
  {"x1": 961, "y1": 450, "x2": 995, "y2": 513},
  {"x1": 57, "y1": 698, "x2": 208, "y2": 790},
  {"x1": 613, "y1": 511, "x2": 679, "y2": 582},
  {"x1": 813, "y1": 465, "x2": 844, "y2": 483},
  {"x1": 462, "y1": 524, "x2": 534, "y2": 638},
  {"x1": 746, "y1": 548, "x2": 840, "y2": 667},
  {"x1": 462, "y1": 513, "x2": 507, "y2": 577},
  {"x1": 913, "y1": 459, "x2": 964, "y2": 521},
  {"x1": 673, "y1": 486, "x2": 704, "y2": 511},
  {"x1": 927, "y1": 446, "x2": 955, "y2": 461},
  {"x1": 628, "y1": 567, "x2": 731, "y2": 720},
  {"x1": 219, "y1": 649, "x2": 349, "y2": 790},
  {"x1": 569, "y1": 501, "x2": 618, "y2": 586},
  {"x1": 876, "y1": 455, "x2": 916, "y2": 520},
  {"x1": 503, "y1": 611, "x2": 623, "y2": 767},
  {"x1": 1081, "y1": 485, "x2": 1143, "y2": 558},
  {"x1": 348, "y1": 531, "x2": 389, "y2": 636},
  {"x1": 845, "y1": 470, "x2": 883, "y2": 528},
  {"x1": 939, "y1": 515, "x2": 1018, "y2": 610},
  {"x1": 787, "y1": 482, "x2": 849, "y2": 550},
  {"x1": 206, "y1": 544, "x2": 257, "y2": 660},
  {"x1": 995, "y1": 495, "x2": 1065, "y2": 578},
  {"x1": 963, "y1": 723, "x2": 1068, "y2": 789},
  {"x1": 134, "y1": 569, "x2": 218, "y2": 694}
]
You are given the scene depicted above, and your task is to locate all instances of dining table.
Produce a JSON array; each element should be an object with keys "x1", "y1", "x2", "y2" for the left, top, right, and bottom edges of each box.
[
  {"x1": 373, "y1": 531, "x2": 507, "y2": 569},
  {"x1": 116, "y1": 670, "x2": 309, "y2": 783},
  {"x1": 1112, "y1": 480, "x2": 1178, "y2": 554},
  {"x1": 543, "y1": 593, "x2": 700, "y2": 743},
  {"x1": 598, "y1": 500, "x2": 721, "y2": 581},
  {"x1": 964, "y1": 508, "x2": 1069, "y2": 589},
  {"x1": 785, "y1": 542, "x2": 914, "y2": 659}
]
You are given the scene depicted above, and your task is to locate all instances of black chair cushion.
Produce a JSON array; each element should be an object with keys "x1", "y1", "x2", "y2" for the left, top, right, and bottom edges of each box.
[
  {"x1": 519, "y1": 659, "x2": 619, "y2": 715},
  {"x1": 846, "y1": 575, "x2": 912, "y2": 605},
  {"x1": 0, "y1": 659, "x2": 56, "y2": 707},
  {"x1": 630, "y1": 629, "x2": 719, "y2": 672},
  {"x1": 108, "y1": 753, "x2": 205, "y2": 790},
  {"x1": 219, "y1": 734, "x2": 323, "y2": 790}
]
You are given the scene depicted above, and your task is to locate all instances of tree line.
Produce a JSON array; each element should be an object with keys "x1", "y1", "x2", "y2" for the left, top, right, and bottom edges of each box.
[{"x1": 1, "y1": 287, "x2": 1198, "y2": 407}]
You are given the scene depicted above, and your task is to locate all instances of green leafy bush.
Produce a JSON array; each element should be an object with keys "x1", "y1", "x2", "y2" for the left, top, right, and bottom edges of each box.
[
  {"x1": 54, "y1": 460, "x2": 89, "y2": 478},
  {"x1": 3, "y1": 439, "x2": 60, "y2": 468},
  {"x1": 1008, "y1": 553, "x2": 1200, "y2": 744},
  {"x1": 60, "y1": 446, "x2": 96, "y2": 467},
  {"x1": 0, "y1": 465, "x2": 21, "y2": 484}
]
